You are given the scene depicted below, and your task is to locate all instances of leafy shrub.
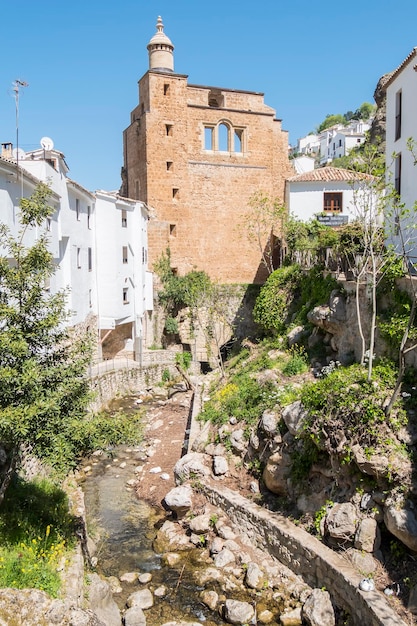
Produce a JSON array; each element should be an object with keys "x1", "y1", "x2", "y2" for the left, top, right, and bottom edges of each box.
[
  {"x1": 253, "y1": 265, "x2": 302, "y2": 335},
  {"x1": 282, "y1": 347, "x2": 309, "y2": 377},
  {"x1": 165, "y1": 316, "x2": 179, "y2": 334},
  {"x1": 176, "y1": 351, "x2": 192, "y2": 371}
]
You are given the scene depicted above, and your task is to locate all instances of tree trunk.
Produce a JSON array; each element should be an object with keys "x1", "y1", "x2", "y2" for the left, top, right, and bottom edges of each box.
[{"x1": 0, "y1": 448, "x2": 18, "y2": 507}]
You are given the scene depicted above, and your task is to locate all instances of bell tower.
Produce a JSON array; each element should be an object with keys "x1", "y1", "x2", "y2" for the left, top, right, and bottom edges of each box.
[{"x1": 147, "y1": 16, "x2": 174, "y2": 72}]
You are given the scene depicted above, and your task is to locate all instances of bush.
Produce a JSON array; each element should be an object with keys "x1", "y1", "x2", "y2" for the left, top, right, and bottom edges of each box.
[{"x1": 253, "y1": 265, "x2": 301, "y2": 335}]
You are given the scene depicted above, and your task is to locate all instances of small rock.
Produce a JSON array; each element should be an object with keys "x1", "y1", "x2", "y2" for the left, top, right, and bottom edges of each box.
[
  {"x1": 160, "y1": 473, "x2": 170, "y2": 480},
  {"x1": 138, "y1": 573, "x2": 152, "y2": 584},
  {"x1": 200, "y1": 589, "x2": 219, "y2": 611},
  {"x1": 224, "y1": 599, "x2": 255, "y2": 625},
  {"x1": 124, "y1": 606, "x2": 146, "y2": 626},
  {"x1": 154, "y1": 585, "x2": 167, "y2": 597},
  {"x1": 106, "y1": 576, "x2": 122, "y2": 594},
  {"x1": 163, "y1": 485, "x2": 193, "y2": 518},
  {"x1": 210, "y1": 536, "x2": 224, "y2": 555},
  {"x1": 257, "y1": 609, "x2": 275, "y2": 624},
  {"x1": 127, "y1": 588, "x2": 154, "y2": 610},
  {"x1": 162, "y1": 552, "x2": 181, "y2": 567},
  {"x1": 189, "y1": 513, "x2": 212, "y2": 534},
  {"x1": 245, "y1": 562, "x2": 266, "y2": 590},
  {"x1": 214, "y1": 548, "x2": 235, "y2": 568},
  {"x1": 120, "y1": 572, "x2": 138, "y2": 583},
  {"x1": 126, "y1": 479, "x2": 137, "y2": 487},
  {"x1": 359, "y1": 578, "x2": 375, "y2": 592},
  {"x1": 119, "y1": 461, "x2": 127, "y2": 469},
  {"x1": 213, "y1": 455, "x2": 229, "y2": 476},
  {"x1": 279, "y1": 606, "x2": 302, "y2": 625},
  {"x1": 216, "y1": 524, "x2": 236, "y2": 540},
  {"x1": 149, "y1": 466, "x2": 162, "y2": 474}
]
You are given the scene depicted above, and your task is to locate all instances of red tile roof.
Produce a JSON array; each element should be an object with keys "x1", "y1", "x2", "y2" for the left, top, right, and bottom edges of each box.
[{"x1": 287, "y1": 166, "x2": 373, "y2": 183}]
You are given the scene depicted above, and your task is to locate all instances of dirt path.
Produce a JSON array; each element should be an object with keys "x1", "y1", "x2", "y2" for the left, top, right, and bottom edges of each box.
[{"x1": 134, "y1": 391, "x2": 193, "y2": 508}]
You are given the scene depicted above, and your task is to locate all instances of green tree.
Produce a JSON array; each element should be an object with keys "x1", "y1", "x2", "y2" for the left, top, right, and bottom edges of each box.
[
  {"x1": 316, "y1": 114, "x2": 346, "y2": 133},
  {"x1": 0, "y1": 183, "x2": 93, "y2": 504}
]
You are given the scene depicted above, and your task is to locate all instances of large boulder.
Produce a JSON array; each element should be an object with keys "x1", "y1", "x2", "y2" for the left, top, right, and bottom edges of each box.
[
  {"x1": 163, "y1": 485, "x2": 193, "y2": 518},
  {"x1": 281, "y1": 401, "x2": 308, "y2": 436},
  {"x1": 325, "y1": 503, "x2": 357, "y2": 544},
  {"x1": 384, "y1": 499, "x2": 417, "y2": 551},
  {"x1": 87, "y1": 573, "x2": 122, "y2": 626},
  {"x1": 354, "y1": 517, "x2": 381, "y2": 552},
  {"x1": 302, "y1": 589, "x2": 335, "y2": 626},
  {"x1": 173, "y1": 452, "x2": 211, "y2": 484},
  {"x1": 262, "y1": 450, "x2": 292, "y2": 495}
]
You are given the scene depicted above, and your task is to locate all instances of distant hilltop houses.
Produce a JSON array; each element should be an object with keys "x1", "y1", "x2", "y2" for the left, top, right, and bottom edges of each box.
[
  {"x1": 291, "y1": 118, "x2": 372, "y2": 171},
  {"x1": 0, "y1": 15, "x2": 416, "y2": 362}
]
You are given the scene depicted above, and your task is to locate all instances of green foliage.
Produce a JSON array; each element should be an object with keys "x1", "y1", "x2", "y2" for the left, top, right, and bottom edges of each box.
[
  {"x1": 68, "y1": 409, "x2": 144, "y2": 461},
  {"x1": 165, "y1": 316, "x2": 179, "y2": 334},
  {"x1": 155, "y1": 248, "x2": 212, "y2": 311},
  {"x1": 290, "y1": 439, "x2": 319, "y2": 482},
  {"x1": 281, "y1": 347, "x2": 309, "y2": 377},
  {"x1": 253, "y1": 265, "x2": 301, "y2": 334},
  {"x1": 316, "y1": 114, "x2": 346, "y2": 133},
  {"x1": 0, "y1": 477, "x2": 76, "y2": 596},
  {"x1": 176, "y1": 351, "x2": 192, "y2": 371},
  {"x1": 162, "y1": 368, "x2": 171, "y2": 382},
  {"x1": 0, "y1": 183, "x2": 93, "y2": 488},
  {"x1": 300, "y1": 361, "x2": 398, "y2": 452},
  {"x1": 314, "y1": 501, "x2": 334, "y2": 537},
  {"x1": 253, "y1": 264, "x2": 338, "y2": 335}
]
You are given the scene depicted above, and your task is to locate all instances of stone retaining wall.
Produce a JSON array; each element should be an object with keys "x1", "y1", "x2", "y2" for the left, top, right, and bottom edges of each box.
[
  {"x1": 201, "y1": 484, "x2": 406, "y2": 626},
  {"x1": 89, "y1": 351, "x2": 177, "y2": 411}
]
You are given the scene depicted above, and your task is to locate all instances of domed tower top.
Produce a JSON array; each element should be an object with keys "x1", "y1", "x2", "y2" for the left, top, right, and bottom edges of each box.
[{"x1": 147, "y1": 16, "x2": 174, "y2": 72}]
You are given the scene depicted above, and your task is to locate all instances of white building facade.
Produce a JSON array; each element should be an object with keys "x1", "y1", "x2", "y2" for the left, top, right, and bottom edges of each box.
[
  {"x1": 0, "y1": 142, "x2": 152, "y2": 361},
  {"x1": 286, "y1": 166, "x2": 377, "y2": 226},
  {"x1": 384, "y1": 47, "x2": 417, "y2": 265}
]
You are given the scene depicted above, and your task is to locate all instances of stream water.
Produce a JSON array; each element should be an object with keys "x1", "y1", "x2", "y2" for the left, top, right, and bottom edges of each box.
[{"x1": 81, "y1": 396, "x2": 225, "y2": 625}]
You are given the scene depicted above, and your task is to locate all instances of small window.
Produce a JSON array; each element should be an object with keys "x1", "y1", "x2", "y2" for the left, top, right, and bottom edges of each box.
[
  {"x1": 338, "y1": 139, "x2": 342, "y2": 147},
  {"x1": 395, "y1": 153, "x2": 402, "y2": 198},
  {"x1": 142, "y1": 247, "x2": 147, "y2": 264},
  {"x1": 166, "y1": 124, "x2": 173, "y2": 136},
  {"x1": 77, "y1": 247, "x2": 81, "y2": 268},
  {"x1": 170, "y1": 224, "x2": 177, "y2": 236},
  {"x1": 323, "y1": 192, "x2": 342, "y2": 212},
  {"x1": 121, "y1": 210, "x2": 127, "y2": 227},
  {"x1": 88, "y1": 247, "x2": 92, "y2": 271},
  {"x1": 395, "y1": 90, "x2": 402, "y2": 141},
  {"x1": 123, "y1": 287, "x2": 129, "y2": 304},
  {"x1": 204, "y1": 126, "x2": 214, "y2": 150},
  {"x1": 87, "y1": 205, "x2": 91, "y2": 229},
  {"x1": 234, "y1": 129, "x2": 243, "y2": 153},
  {"x1": 172, "y1": 188, "x2": 179, "y2": 200},
  {"x1": 164, "y1": 83, "x2": 170, "y2": 95},
  {"x1": 76, "y1": 199, "x2": 80, "y2": 221},
  {"x1": 122, "y1": 246, "x2": 128, "y2": 264},
  {"x1": 141, "y1": 102, "x2": 144, "y2": 115},
  {"x1": 166, "y1": 161, "x2": 173, "y2": 171},
  {"x1": 89, "y1": 289, "x2": 92, "y2": 308},
  {"x1": 46, "y1": 217, "x2": 51, "y2": 231}
]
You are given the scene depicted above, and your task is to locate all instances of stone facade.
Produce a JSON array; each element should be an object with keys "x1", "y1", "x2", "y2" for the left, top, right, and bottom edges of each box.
[{"x1": 122, "y1": 18, "x2": 292, "y2": 284}]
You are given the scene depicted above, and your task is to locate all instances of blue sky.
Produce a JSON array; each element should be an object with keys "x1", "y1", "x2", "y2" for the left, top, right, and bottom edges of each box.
[{"x1": 1, "y1": 1, "x2": 416, "y2": 192}]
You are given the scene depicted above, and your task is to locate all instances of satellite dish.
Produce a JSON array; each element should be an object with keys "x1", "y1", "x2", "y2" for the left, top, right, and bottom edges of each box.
[
  {"x1": 12, "y1": 148, "x2": 26, "y2": 160},
  {"x1": 40, "y1": 136, "x2": 54, "y2": 151}
]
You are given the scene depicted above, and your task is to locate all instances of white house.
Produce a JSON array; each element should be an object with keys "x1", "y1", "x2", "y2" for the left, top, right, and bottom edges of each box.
[
  {"x1": 384, "y1": 46, "x2": 417, "y2": 265},
  {"x1": 0, "y1": 140, "x2": 153, "y2": 361},
  {"x1": 318, "y1": 120, "x2": 371, "y2": 166},
  {"x1": 18, "y1": 146, "x2": 97, "y2": 327},
  {"x1": 95, "y1": 190, "x2": 152, "y2": 361},
  {"x1": 285, "y1": 166, "x2": 377, "y2": 226},
  {"x1": 291, "y1": 155, "x2": 316, "y2": 175}
]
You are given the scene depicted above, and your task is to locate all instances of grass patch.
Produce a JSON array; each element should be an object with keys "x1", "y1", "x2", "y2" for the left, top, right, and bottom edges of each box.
[{"x1": 0, "y1": 477, "x2": 77, "y2": 597}]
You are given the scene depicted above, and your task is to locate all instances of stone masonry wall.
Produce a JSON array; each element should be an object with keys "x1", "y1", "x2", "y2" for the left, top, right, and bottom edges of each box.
[
  {"x1": 123, "y1": 69, "x2": 293, "y2": 284},
  {"x1": 201, "y1": 484, "x2": 405, "y2": 626},
  {"x1": 89, "y1": 351, "x2": 177, "y2": 411}
]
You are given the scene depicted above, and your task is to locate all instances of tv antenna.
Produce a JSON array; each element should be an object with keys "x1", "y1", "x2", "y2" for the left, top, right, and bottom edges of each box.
[{"x1": 12, "y1": 79, "x2": 29, "y2": 175}]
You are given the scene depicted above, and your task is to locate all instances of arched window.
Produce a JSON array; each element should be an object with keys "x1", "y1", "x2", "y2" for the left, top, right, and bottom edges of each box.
[{"x1": 218, "y1": 123, "x2": 229, "y2": 151}]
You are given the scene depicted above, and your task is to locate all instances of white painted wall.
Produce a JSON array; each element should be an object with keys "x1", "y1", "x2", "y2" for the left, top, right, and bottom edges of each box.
[
  {"x1": 385, "y1": 51, "x2": 417, "y2": 264},
  {"x1": 288, "y1": 180, "x2": 360, "y2": 222}
]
